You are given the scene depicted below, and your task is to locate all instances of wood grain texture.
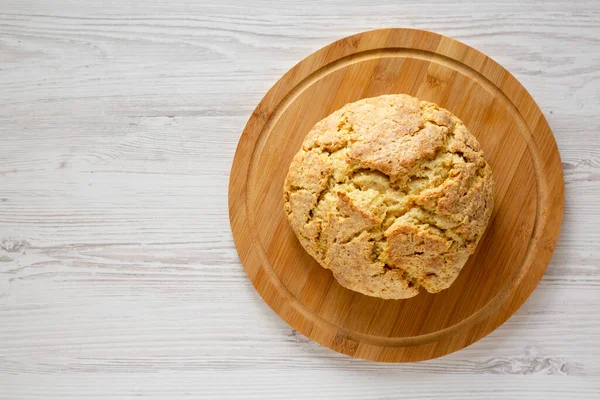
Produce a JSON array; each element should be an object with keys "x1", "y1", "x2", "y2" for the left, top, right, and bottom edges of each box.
[
  {"x1": 1, "y1": 0, "x2": 599, "y2": 397},
  {"x1": 229, "y1": 29, "x2": 564, "y2": 362}
]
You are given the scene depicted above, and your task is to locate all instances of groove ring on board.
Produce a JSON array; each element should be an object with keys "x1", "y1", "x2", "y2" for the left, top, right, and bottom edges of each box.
[{"x1": 245, "y1": 48, "x2": 542, "y2": 347}]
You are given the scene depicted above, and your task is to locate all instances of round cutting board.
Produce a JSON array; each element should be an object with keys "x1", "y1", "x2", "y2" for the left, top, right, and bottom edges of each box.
[{"x1": 229, "y1": 29, "x2": 564, "y2": 362}]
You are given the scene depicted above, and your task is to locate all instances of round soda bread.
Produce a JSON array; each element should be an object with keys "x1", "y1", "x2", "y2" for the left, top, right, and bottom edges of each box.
[{"x1": 283, "y1": 94, "x2": 494, "y2": 299}]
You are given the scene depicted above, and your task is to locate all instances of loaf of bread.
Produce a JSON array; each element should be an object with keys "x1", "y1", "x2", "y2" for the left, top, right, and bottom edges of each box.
[{"x1": 283, "y1": 94, "x2": 494, "y2": 299}]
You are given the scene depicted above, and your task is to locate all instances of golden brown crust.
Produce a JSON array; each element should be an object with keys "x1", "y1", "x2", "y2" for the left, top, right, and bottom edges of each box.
[{"x1": 283, "y1": 94, "x2": 495, "y2": 299}]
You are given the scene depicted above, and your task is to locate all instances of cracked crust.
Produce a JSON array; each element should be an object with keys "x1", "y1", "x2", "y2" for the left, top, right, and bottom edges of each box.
[{"x1": 283, "y1": 94, "x2": 495, "y2": 299}]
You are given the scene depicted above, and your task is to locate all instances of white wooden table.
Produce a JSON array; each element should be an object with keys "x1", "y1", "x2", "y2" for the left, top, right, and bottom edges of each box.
[{"x1": 1, "y1": 1, "x2": 599, "y2": 398}]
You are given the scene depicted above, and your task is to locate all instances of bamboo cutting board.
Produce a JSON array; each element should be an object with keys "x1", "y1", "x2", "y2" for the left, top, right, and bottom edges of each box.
[{"x1": 228, "y1": 29, "x2": 564, "y2": 362}]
